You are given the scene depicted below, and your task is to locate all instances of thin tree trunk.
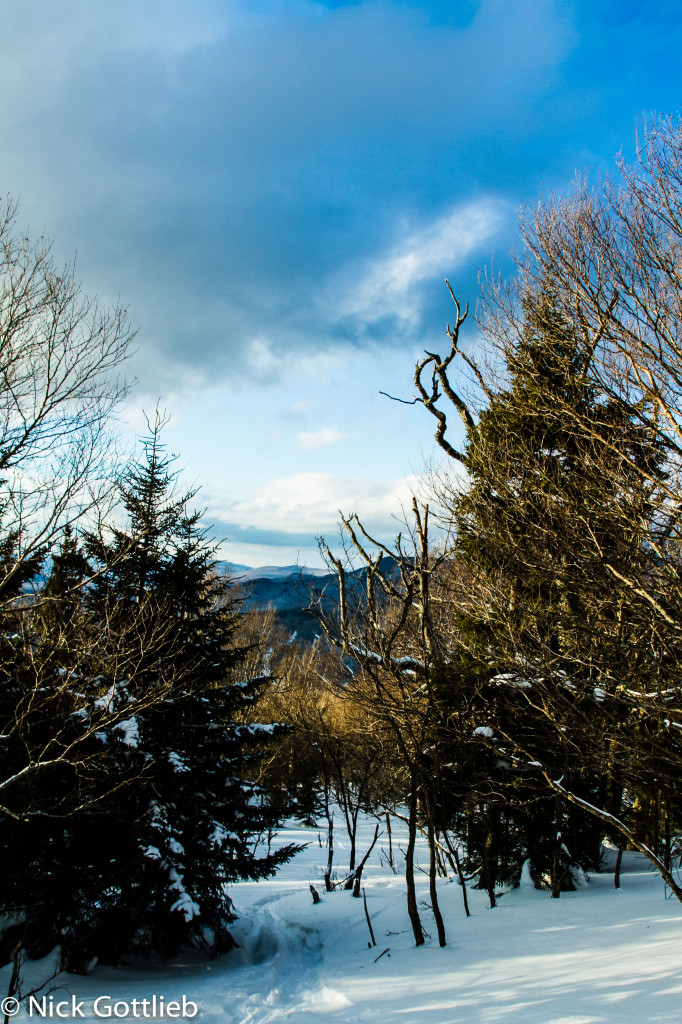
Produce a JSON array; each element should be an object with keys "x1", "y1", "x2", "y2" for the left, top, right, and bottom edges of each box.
[
  {"x1": 362, "y1": 888, "x2": 376, "y2": 946},
  {"x1": 386, "y1": 811, "x2": 394, "y2": 869},
  {"x1": 336, "y1": 777, "x2": 357, "y2": 873},
  {"x1": 614, "y1": 846, "x2": 623, "y2": 889},
  {"x1": 352, "y1": 824, "x2": 381, "y2": 897},
  {"x1": 435, "y1": 841, "x2": 447, "y2": 878},
  {"x1": 324, "y1": 811, "x2": 334, "y2": 892},
  {"x1": 427, "y1": 815, "x2": 447, "y2": 946},
  {"x1": 349, "y1": 808, "x2": 359, "y2": 873},
  {"x1": 551, "y1": 844, "x2": 562, "y2": 899},
  {"x1": 443, "y1": 830, "x2": 470, "y2": 918},
  {"x1": 551, "y1": 794, "x2": 562, "y2": 899},
  {"x1": 480, "y1": 803, "x2": 500, "y2": 909},
  {"x1": 405, "y1": 778, "x2": 425, "y2": 946}
]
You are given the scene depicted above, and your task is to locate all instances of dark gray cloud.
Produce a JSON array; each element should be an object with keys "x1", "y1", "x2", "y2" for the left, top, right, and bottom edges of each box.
[{"x1": 0, "y1": 0, "x2": 680, "y2": 393}]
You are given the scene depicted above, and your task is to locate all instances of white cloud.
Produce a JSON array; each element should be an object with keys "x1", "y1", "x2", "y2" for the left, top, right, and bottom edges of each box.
[
  {"x1": 243, "y1": 336, "x2": 343, "y2": 386},
  {"x1": 333, "y1": 199, "x2": 506, "y2": 329},
  {"x1": 288, "y1": 400, "x2": 315, "y2": 418},
  {"x1": 215, "y1": 471, "x2": 423, "y2": 537},
  {"x1": 297, "y1": 426, "x2": 347, "y2": 450}
]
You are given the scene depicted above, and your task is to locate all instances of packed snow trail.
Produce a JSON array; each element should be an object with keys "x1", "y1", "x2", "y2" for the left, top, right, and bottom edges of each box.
[
  {"x1": 4, "y1": 816, "x2": 682, "y2": 1023},
  {"x1": 223, "y1": 889, "x2": 335, "y2": 1024}
]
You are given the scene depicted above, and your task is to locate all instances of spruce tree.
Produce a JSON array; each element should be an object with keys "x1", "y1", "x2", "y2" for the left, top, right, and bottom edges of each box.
[
  {"x1": 78, "y1": 418, "x2": 296, "y2": 963},
  {"x1": 0, "y1": 420, "x2": 296, "y2": 970},
  {"x1": 441, "y1": 290, "x2": 669, "y2": 888}
]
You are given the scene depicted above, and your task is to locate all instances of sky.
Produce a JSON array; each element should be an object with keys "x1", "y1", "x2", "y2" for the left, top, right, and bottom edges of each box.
[{"x1": 1, "y1": 0, "x2": 681, "y2": 567}]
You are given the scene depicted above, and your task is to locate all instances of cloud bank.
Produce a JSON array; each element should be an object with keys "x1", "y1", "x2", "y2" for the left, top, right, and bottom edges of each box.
[{"x1": 0, "y1": 0, "x2": 586, "y2": 392}]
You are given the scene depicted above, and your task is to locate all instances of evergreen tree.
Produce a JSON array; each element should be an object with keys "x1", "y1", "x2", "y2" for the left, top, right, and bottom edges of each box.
[
  {"x1": 440, "y1": 289, "x2": 669, "y2": 889},
  {"x1": 1, "y1": 419, "x2": 296, "y2": 970},
  {"x1": 468, "y1": 294, "x2": 662, "y2": 639},
  {"x1": 80, "y1": 418, "x2": 295, "y2": 963}
]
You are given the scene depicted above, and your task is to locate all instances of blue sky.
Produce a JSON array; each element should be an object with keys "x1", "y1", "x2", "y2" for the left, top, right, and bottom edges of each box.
[{"x1": 1, "y1": 0, "x2": 681, "y2": 566}]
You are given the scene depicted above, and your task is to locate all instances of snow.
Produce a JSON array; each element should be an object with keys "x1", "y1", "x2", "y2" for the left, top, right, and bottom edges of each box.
[
  {"x1": 473, "y1": 726, "x2": 494, "y2": 738},
  {"x1": 491, "y1": 672, "x2": 532, "y2": 688},
  {"x1": 518, "y1": 858, "x2": 535, "y2": 888},
  {"x1": 239, "y1": 724, "x2": 280, "y2": 736},
  {"x1": 168, "y1": 751, "x2": 190, "y2": 772},
  {"x1": 114, "y1": 717, "x2": 139, "y2": 747},
  {"x1": 5, "y1": 814, "x2": 682, "y2": 1023},
  {"x1": 168, "y1": 869, "x2": 201, "y2": 922},
  {"x1": 348, "y1": 643, "x2": 425, "y2": 675}
]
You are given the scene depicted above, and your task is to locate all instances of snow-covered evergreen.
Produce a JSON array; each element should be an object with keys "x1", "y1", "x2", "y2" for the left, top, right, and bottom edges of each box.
[{"x1": 0, "y1": 419, "x2": 297, "y2": 969}]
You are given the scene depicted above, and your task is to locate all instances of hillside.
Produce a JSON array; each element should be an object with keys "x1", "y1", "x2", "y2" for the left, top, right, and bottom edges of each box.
[
  {"x1": 228, "y1": 566, "x2": 337, "y2": 643},
  {"x1": 225, "y1": 560, "x2": 397, "y2": 643}
]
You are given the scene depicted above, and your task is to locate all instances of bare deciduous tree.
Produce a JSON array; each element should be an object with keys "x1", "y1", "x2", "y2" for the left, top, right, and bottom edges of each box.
[
  {"x1": 0, "y1": 198, "x2": 137, "y2": 818},
  {"x1": 0, "y1": 196, "x2": 134, "y2": 600},
  {"x1": 312, "y1": 501, "x2": 453, "y2": 946}
]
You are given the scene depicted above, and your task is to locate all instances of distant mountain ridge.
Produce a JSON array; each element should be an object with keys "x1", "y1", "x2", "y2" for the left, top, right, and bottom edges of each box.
[
  {"x1": 221, "y1": 557, "x2": 397, "y2": 644},
  {"x1": 223, "y1": 563, "x2": 329, "y2": 582},
  {"x1": 222, "y1": 563, "x2": 337, "y2": 642}
]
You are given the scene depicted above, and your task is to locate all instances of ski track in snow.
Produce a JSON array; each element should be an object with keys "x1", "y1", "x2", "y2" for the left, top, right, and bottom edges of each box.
[
  {"x1": 4, "y1": 817, "x2": 682, "y2": 1023},
  {"x1": 225, "y1": 889, "x2": 337, "y2": 1024}
]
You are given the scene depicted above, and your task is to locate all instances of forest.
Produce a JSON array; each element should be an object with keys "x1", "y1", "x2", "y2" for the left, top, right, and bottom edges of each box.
[{"x1": 3, "y1": 114, "x2": 682, "y2": 993}]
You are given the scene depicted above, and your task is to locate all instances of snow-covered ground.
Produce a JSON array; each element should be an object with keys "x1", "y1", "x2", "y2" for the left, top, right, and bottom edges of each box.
[{"x1": 5, "y1": 814, "x2": 682, "y2": 1023}]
